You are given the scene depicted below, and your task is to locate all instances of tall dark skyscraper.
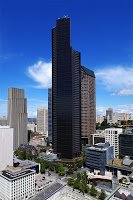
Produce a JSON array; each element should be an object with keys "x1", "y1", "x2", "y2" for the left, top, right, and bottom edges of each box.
[
  {"x1": 52, "y1": 17, "x2": 81, "y2": 159},
  {"x1": 48, "y1": 88, "x2": 52, "y2": 143}
]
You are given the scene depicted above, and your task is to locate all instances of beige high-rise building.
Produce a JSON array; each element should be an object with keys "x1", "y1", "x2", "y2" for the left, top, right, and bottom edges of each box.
[
  {"x1": 81, "y1": 66, "x2": 96, "y2": 145},
  {"x1": 37, "y1": 107, "x2": 48, "y2": 136},
  {"x1": 8, "y1": 88, "x2": 27, "y2": 150}
]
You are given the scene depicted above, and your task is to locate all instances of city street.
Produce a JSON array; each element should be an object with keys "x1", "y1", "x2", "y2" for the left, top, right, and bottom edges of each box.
[{"x1": 32, "y1": 182, "x2": 64, "y2": 200}]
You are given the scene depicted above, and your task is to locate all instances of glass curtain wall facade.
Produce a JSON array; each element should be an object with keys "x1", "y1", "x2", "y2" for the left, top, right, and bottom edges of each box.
[
  {"x1": 119, "y1": 133, "x2": 133, "y2": 159},
  {"x1": 48, "y1": 88, "x2": 52, "y2": 143},
  {"x1": 52, "y1": 17, "x2": 81, "y2": 159}
]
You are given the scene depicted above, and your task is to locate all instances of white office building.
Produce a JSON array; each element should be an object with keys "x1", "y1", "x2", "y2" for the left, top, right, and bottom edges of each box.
[
  {"x1": 0, "y1": 166, "x2": 35, "y2": 200},
  {"x1": 37, "y1": 107, "x2": 48, "y2": 136},
  {"x1": 105, "y1": 128, "x2": 123, "y2": 158},
  {"x1": 0, "y1": 126, "x2": 13, "y2": 171}
]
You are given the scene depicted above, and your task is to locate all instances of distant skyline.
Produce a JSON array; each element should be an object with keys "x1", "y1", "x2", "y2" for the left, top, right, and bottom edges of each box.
[{"x1": 0, "y1": 0, "x2": 133, "y2": 117}]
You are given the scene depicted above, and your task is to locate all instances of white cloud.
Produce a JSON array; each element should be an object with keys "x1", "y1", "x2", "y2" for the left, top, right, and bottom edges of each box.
[
  {"x1": 96, "y1": 66, "x2": 133, "y2": 96},
  {"x1": 96, "y1": 106, "x2": 108, "y2": 115},
  {"x1": 27, "y1": 60, "x2": 52, "y2": 89},
  {"x1": 112, "y1": 89, "x2": 133, "y2": 96},
  {"x1": 114, "y1": 104, "x2": 133, "y2": 114}
]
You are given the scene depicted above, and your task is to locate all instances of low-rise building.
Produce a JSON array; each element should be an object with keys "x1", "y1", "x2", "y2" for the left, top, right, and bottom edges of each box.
[
  {"x1": 105, "y1": 187, "x2": 133, "y2": 200},
  {"x1": 0, "y1": 166, "x2": 35, "y2": 200},
  {"x1": 122, "y1": 156, "x2": 133, "y2": 168},
  {"x1": 86, "y1": 142, "x2": 114, "y2": 174},
  {"x1": 29, "y1": 134, "x2": 47, "y2": 147}
]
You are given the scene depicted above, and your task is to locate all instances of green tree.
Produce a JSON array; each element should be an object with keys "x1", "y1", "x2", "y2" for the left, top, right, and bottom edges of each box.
[
  {"x1": 68, "y1": 178, "x2": 74, "y2": 186},
  {"x1": 82, "y1": 171, "x2": 88, "y2": 184},
  {"x1": 14, "y1": 149, "x2": 19, "y2": 156},
  {"x1": 72, "y1": 163, "x2": 78, "y2": 171},
  {"x1": 96, "y1": 122, "x2": 100, "y2": 129},
  {"x1": 14, "y1": 149, "x2": 26, "y2": 160},
  {"x1": 99, "y1": 190, "x2": 106, "y2": 200},
  {"x1": 44, "y1": 161, "x2": 49, "y2": 169},
  {"x1": 34, "y1": 158, "x2": 44, "y2": 164},
  {"x1": 76, "y1": 172, "x2": 81, "y2": 181},
  {"x1": 66, "y1": 167, "x2": 74, "y2": 175},
  {"x1": 84, "y1": 184, "x2": 89, "y2": 193},
  {"x1": 40, "y1": 164, "x2": 45, "y2": 174},
  {"x1": 97, "y1": 119, "x2": 114, "y2": 130},
  {"x1": 26, "y1": 153, "x2": 33, "y2": 160},
  {"x1": 55, "y1": 164, "x2": 60, "y2": 173},
  {"x1": 73, "y1": 179, "x2": 79, "y2": 190},
  {"x1": 58, "y1": 164, "x2": 65, "y2": 176},
  {"x1": 67, "y1": 171, "x2": 89, "y2": 194},
  {"x1": 76, "y1": 160, "x2": 83, "y2": 168},
  {"x1": 90, "y1": 184, "x2": 97, "y2": 197},
  {"x1": 79, "y1": 182, "x2": 85, "y2": 194},
  {"x1": 49, "y1": 163, "x2": 55, "y2": 171},
  {"x1": 19, "y1": 151, "x2": 26, "y2": 160}
]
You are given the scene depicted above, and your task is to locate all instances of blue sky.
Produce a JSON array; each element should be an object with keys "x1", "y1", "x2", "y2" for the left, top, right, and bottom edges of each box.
[{"x1": 0, "y1": 0, "x2": 133, "y2": 117}]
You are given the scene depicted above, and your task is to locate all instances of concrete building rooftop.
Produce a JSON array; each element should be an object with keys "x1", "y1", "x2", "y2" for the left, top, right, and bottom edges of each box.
[
  {"x1": 81, "y1": 66, "x2": 95, "y2": 78},
  {"x1": 5, "y1": 166, "x2": 21, "y2": 173},
  {"x1": 105, "y1": 187, "x2": 133, "y2": 200},
  {"x1": 0, "y1": 126, "x2": 11, "y2": 129},
  {"x1": 123, "y1": 157, "x2": 133, "y2": 166},
  {"x1": 14, "y1": 159, "x2": 39, "y2": 169},
  {"x1": 0, "y1": 166, "x2": 34, "y2": 181},
  {"x1": 105, "y1": 128, "x2": 123, "y2": 130},
  {"x1": 87, "y1": 142, "x2": 112, "y2": 151}
]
